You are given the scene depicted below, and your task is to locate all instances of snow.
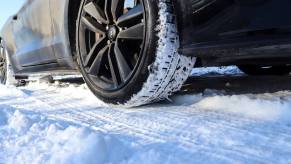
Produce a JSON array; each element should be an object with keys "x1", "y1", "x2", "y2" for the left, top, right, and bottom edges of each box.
[
  {"x1": 196, "y1": 94, "x2": 291, "y2": 122},
  {"x1": 192, "y1": 66, "x2": 243, "y2": 76},
  {"x1": 0, "y1": 109, "x2": 129, "y2": 164},
  {"x1": 1, "y1": 67, "x2": 291, "y2": 163}
]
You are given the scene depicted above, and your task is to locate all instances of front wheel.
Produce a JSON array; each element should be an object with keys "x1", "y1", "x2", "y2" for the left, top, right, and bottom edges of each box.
[{"x1": 76, "y1": 0, "x2": 195, "y2": 106}]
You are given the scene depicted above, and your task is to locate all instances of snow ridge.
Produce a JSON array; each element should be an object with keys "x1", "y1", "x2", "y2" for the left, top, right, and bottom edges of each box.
[{"x1": 0, "y1": 109, "x2": 130, "y2": 164}]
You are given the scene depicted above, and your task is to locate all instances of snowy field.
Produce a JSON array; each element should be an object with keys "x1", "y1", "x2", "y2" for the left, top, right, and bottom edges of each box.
[{"x1": 1, "y1": 67, "x2": 291, "y2": 164}]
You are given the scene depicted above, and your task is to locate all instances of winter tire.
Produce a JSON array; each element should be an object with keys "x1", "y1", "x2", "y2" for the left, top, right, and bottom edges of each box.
[
  {"x1": 76, "y1": 0, "x2": 195, "y2": 106},
  {"x1": 0, "y1": 42, "x2": 6, "y2": 84},
  {"x1": 0, "y1": 41, "x2": 17, "y2": 85}
]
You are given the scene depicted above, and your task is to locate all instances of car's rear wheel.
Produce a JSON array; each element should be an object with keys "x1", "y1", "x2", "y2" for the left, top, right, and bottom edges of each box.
[
  {"x1": 0, "y1": 41, "x2": 18, "y2": 85},
  {"x1": 238, "y1": 65, "x2": 291, "y2": 75},
  {"x1": 0, "y1": 44, "x2": 6, "y2": 84},
  {"x1": 76, "y1": 0, "x2": 195, "y2": 106}
]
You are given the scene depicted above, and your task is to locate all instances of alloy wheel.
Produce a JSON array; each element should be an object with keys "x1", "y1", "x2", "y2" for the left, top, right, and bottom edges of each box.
[{"x1": 78, "y1": 0, "x2": 145, "y2": 91}]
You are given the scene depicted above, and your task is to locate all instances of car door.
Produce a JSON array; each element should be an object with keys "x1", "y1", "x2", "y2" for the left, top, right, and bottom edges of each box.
[{"x1": 11, "y1": 0, "x2": 57, "y2": 70}]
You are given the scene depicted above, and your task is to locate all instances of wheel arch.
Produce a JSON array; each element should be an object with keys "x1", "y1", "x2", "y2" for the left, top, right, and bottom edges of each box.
[{"x1": 67, "y1": 0, "x2": 83, "y2": 62}]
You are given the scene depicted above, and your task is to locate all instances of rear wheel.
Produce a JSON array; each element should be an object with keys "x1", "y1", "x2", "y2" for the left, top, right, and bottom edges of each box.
[
  {"x1": 0, "y1": 43, "x2": 6, "y2": 84},
  {"x1": 0, "y1": 41, "x2": 17, "y2": 85},
  {"x1": 76, "y1": 0, "x2": 195, "y2": 106},
  {"x1": 238, "y1": 65, "x2": 291, "y2": 75}
]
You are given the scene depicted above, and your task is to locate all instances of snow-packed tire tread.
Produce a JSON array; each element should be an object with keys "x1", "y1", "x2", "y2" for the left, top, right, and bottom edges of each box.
[{"x1": 125, "y1": 0, "x2": 195, "y2": 107}]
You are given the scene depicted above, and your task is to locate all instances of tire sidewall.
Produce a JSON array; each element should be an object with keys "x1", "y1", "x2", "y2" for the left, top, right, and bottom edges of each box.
[{"x1": 76, "y1": 0, "x2": 162, "y2": 104}]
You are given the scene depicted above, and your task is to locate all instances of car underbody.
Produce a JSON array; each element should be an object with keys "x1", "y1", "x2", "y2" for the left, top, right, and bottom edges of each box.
[{"x1": 175, "y1": 0, "x2": 291, "y2": 67}]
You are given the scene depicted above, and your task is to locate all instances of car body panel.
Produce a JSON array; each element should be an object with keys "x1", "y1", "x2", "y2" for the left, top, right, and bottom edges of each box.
[
  {"x1": 0, "y1": 0, "x2": 75, "y2": 74},
  {"x1": 10, "y1": 0, "x2": 55, "y2": 68},
  {"x1": 1, "y1": 0, "x2": 291, "y2": 74},
  {"x1": 174, "y1": 0, "x2": 291, "y2": 60}
]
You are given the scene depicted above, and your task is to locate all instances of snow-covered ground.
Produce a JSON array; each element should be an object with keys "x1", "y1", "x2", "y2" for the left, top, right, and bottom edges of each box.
[
  {"x1": 1, "y1": 67, "x2": 291, "y2": 164},
  {"x1": 191, "y1": 66, "x2": 243, "y2": 76}
]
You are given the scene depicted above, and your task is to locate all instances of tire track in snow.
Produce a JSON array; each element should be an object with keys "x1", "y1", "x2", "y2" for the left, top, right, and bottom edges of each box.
[
  {"x1": 9, "y1": 87, "x2": 291, "y2": 163},
  {"x1": 2, "y1": 83, "x2": 291, "y2": 163}
]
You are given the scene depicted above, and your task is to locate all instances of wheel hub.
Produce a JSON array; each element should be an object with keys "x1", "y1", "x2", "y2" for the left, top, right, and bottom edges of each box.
[
  {"x1": 107, "y1": 26, "x2": 118, "y2": 41},
  {"x1": 79, "y1": 0, "x2": 145, "y2": 91}
]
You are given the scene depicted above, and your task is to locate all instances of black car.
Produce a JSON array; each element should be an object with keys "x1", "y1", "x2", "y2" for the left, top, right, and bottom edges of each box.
[{"x1": 1, "y1": 0, "x2": 291, "y2": 106}]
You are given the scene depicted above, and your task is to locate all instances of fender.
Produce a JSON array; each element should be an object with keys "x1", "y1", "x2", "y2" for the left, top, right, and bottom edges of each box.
[{"x1": 174, "y1": 0, "x2": 291, "y2": 58}]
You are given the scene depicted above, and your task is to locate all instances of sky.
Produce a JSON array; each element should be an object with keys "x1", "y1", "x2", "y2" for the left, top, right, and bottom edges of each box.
[{"x1": 0, "y1": 0, "x2": 26, "y2": 29}]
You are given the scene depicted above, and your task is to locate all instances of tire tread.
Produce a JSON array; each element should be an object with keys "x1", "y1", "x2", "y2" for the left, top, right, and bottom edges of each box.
[{"x1": 124, "y1": 0, "x2": 195, "y2": 107}]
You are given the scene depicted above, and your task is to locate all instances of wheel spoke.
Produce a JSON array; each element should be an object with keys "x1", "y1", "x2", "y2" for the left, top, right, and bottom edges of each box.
[
  {"x1": 111, "y1": 0, "x2": 124, "y2": 22},
  {"x1": 81, "y1": 16, "x2": 105, "y2": 34},
  {"x1": 84, "y1": 36, "x2": 106, "y2": 67},
  {"x1": 117, "y1": 23, "x2": 144, "y2": 40},
  {"x1": 104, "y1": 0, "x2": 112, "y2": 22},
  {"x1": 108, "y1": 45, "x2": 119, "y2": 86},
  {"x1": 83, "y1": 2, "x2": 107, "y2": 24},
  {"x1": 114, "y1": 43, "x2": 132, "y2": 81},
  {"x1": 88, "y1": 45, "x2": 109, "y2": 75},
  {"x1": 79, "y1": 0, "x2": 146, "y2": 90},
  {"x1": 117, "y1": 5, "x2": 143, "y2": 27}
]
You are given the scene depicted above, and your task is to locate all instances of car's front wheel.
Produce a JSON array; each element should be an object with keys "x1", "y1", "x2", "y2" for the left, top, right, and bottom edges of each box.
[{"x1": 76, "y1": 0, "x2": 195, "y2": 106}]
